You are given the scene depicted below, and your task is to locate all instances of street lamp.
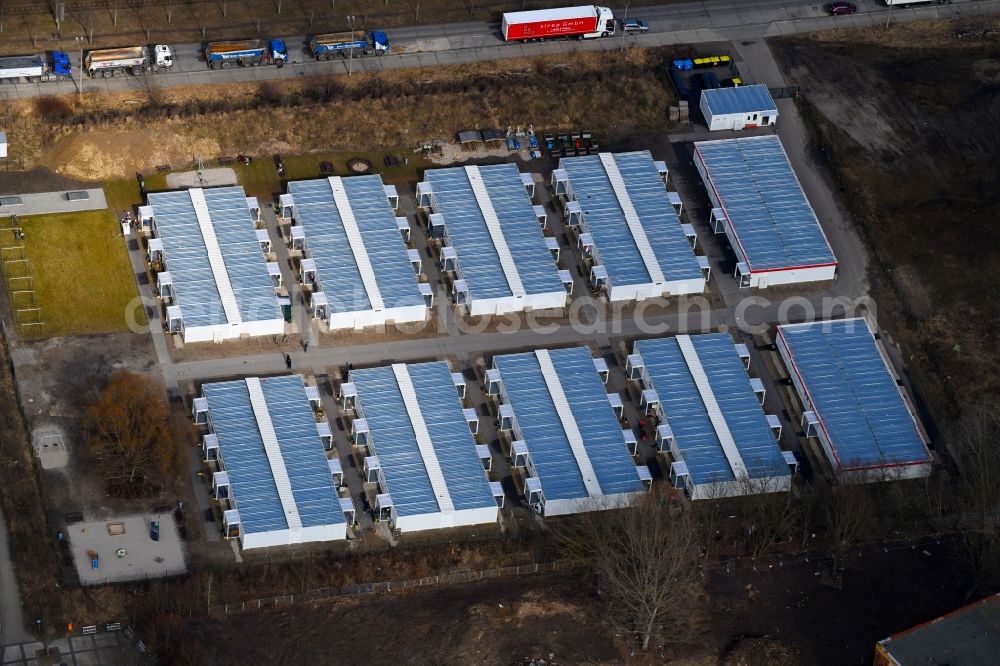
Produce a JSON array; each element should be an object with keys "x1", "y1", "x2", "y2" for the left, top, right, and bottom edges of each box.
[
  {"x1": 74, "y1": 36, "x2": 84, "y2": 99},
  {"x1": 347, "y1": 15, "x2": 357, "y2": 78}
]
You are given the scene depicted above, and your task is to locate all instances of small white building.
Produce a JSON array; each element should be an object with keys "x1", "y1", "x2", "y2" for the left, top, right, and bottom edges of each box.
[
  {"x1": 700, "y1": 84, "x2": 778, "y2": 132},
  {"x1": 0, "y1": 131, "x2": 7, "y2": 159}
]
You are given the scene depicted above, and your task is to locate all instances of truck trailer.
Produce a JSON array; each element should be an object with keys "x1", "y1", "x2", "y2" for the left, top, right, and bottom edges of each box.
[
  {"x1": 501, "y1": 5, "x2": 615, "y2": 41},
  {"x1": 0, "y1": 52, "x2": 71, "y2": 83},
  {"x1": 85, "y1": 45, "x2": 173, "y2": 78},
  {"x1": 310, "y1": 31, "x2": 390, "y2": 60},
  {"x1": 205, "y1": 39, "x2": 288, "y2": 69}
]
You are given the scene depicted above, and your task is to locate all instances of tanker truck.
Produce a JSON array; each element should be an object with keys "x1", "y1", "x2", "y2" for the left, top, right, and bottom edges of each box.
[
  {"x1": 84, "y1": 45, "x2": 173, "y2": 78},
  {"x1": 0, "y1": 51, "x2": 71, "y2": 83}
]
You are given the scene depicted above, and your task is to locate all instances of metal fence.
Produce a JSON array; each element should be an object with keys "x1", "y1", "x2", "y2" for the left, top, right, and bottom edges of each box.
[{"x1": 211, "y1": 561, "x2": 566, "y2": 616}]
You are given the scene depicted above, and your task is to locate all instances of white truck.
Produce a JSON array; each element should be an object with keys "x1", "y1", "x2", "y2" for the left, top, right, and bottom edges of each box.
[
  {"x1": 501, "y1": 6, "x2": 616, "y2": 41},
  {"x1": 84, "y1": 45, "x2": 173, "y2": 78},
  {"x1": 883, "y1": 0, "x2": 951, "y2": 5}
]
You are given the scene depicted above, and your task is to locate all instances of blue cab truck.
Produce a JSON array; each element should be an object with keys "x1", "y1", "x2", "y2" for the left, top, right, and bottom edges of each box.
[
  {"x1": 0, "y1": 51, "x2": 71, "y2": 83},
  {"x1": 205, "y1": 39, "x2": 288, "y2": 69},
  {"x1": 309, "y1": 31, "x2": 390, "y2": 60}
]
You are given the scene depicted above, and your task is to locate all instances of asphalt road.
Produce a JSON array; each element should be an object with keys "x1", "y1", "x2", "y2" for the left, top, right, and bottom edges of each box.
[
  {"x1": 1, "y1": 0, "x2": 998, "y2": 99},
  {"x1": 0, "y1": 510, "x2": 27, "y2": 645}
]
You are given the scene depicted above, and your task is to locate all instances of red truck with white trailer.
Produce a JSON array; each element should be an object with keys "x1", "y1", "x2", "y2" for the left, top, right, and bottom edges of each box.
[{"x1": 501, "y1": 5, "x2": 616, "y2": 41}]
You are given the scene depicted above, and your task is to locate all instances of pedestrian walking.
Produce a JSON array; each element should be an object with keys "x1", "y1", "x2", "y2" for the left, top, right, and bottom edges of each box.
[
  {"x1": 302, "y1": 340, "x2": 309, "y2": 352},
  {"x1": 284, "y1": 353, "x2": 292, "y2": 369}
]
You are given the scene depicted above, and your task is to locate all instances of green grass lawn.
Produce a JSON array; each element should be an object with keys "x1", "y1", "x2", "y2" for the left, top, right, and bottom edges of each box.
[
  {"x1": 2, "y1": 211, "x2": 146, "y2": 338},
  {"x1": 231, "y1": 151, "x2": 432, "y2": 200}
]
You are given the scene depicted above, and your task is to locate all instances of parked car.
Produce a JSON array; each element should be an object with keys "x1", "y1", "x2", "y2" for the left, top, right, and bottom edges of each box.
[
  {"x1": 825, "y1": 2, "x2": 857, "y2": 15},
  {"x1": 620, "y1": 18, "x2": 649, "y2": 33}
]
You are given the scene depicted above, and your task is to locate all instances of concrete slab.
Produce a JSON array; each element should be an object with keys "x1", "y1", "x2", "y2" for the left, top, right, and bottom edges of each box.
[
  {"x1": 68, "y1": 636, "x2": 92, "y2": 652},
  {"x1": 68, "y1": 513, "x2": 186, "y2": 585},
  {"x1": 72, "y1": 650, "x2": 99, "y2": 666},
  {"x1": 31, "y1": 428, "x2": 67, "y2": 470},
  {"x1": 1, "y1": 645, "x2": 23, "y2": 663},
  {"x1": 0, "y1": 189, "x2": 107, "y2": 217},
  {"x1": 165, "y1": 168, "x2": 237, "y2": 189}
]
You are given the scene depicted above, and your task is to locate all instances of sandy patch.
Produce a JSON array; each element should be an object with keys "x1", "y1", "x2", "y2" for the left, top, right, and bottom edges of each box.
[{"x1": 44, "y1": 128, "x2": 221, "y2": 180}]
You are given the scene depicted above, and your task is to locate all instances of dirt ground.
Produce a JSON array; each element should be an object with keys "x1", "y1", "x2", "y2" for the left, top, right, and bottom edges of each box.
[
  {"x1": 160, "y1": 536, "x2": 976, "y2": 666},
  {"x1": 772, "y1": 21, "x2": 1000, "y2": 422},
  {"x1": 175, "y1": 576, "x2": 622, "y2": 665},
  {"x1": 5, "y1": 48, "x2": 672, "y2": 180}
]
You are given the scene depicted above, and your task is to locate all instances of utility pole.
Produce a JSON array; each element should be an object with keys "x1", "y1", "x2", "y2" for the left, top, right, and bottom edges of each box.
[
  {"x1": 620, "y1": 0, "x2": 629, "y2": 53},
  {"x1": 347, "y1": 14, "x2": 357, "y2": 77},
  {"x1": 75, "y1": 35, "x2": 84, "y2": 99}
]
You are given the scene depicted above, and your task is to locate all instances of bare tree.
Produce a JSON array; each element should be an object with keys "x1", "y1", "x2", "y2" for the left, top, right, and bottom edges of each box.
[
  {"x1": 162, "y1": 0, "x2": 174, "y2": 24},
  {"x1": 85, "y1": 371, "x2": 178, "y2": 487},
  {"x1": 948, "y1": 404, "x2": 1000, "y2": 594},
  {"x1": 733, "y1": 474, "x2": 798, "y2": 559},
  {"x1": 23, "y1": 14, "x2": 39, "y2": 48},
  {"x1": 555, "y1": 490, "x2": 702, "y2": 651},
  {"x1": 824, "y1": 481, "x2": 874, "y2": 586},
  {"x1": 110, "y1": 0, "x2": 119, "y2": 27},
  {"x1": 0, "y1": 1, "x2": 6, "y2": 35},
  {"x1": 950, "y1": 405, "x2": 1000, "y2": 529},
  {"x1": 75, "y1": 10, "x2": 96, "y2": 43},
  {"x1": 218, "y1": 0, "x2": 227, "y2": 17}
]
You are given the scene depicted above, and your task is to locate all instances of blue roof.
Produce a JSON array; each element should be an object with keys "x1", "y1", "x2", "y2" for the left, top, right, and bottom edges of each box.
[
  {"x1": 148, "y1": 186, "x2": 281, "y2": 328},
  {"x1": 778, "y1": 319, "x2": 931, "y2": 469},
  {"x1": 694, "y1": 136, "x2": 836, "y2": 272},
  {"x1": 702, "y1": 84, "x2": 777, "y2": 117},
  {"x1": 493, "y1": 347, "x2": 643, "y2": 501},
  {"x1": 203, "y1": 375, "x2": 344, "y2": 536},
  {"x1": 350, "y1": 361, "x2": 494, "y2": 517},
  {"x1": 288, "y1": 176, "x2": 423, "y2": 314},
  {"x1": 635, "y1": 334, "x2": 788, "y2": 485},
  {"x1": 559, "y1": 151, "x2": 703, "y2": 287},
  {"x1": 425, "y1": 164, "x2": 562, "y2": 300}
]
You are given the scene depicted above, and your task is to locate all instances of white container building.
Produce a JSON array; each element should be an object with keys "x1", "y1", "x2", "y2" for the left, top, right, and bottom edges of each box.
[
  {"x1": 416, "y1": 164, "x2": 567, "y2": 317},
  {"x1": 281, "y1": 175, "x2": 431, "y2": 331},
  {"x1": 776, "y1": 318, "x2": 933, "y2": 482},
  {"x1": 196, "y1": 375, "x2": 349, "y2": 550},
  {"x1": 700, "y1": 84, "x2": 778, "y2": 132},
  {"x1": 344, "y1": 361, "x2": 500, "y2": 533},
  {"x1": 693, "y1": 135, "x2": 837, "y2": 288},
  {"x1": 627, "y1": 334, "x2": 794, "y2": 499},
  {"x1": 489, "y1": 346, "x2": 650, "y2": 515},
  {"x1": 144, "y1": 186, "x2": 284, "y2": 343},
  {"x1": 552, "y1": 151, "x2": 707, "y2": 301}
]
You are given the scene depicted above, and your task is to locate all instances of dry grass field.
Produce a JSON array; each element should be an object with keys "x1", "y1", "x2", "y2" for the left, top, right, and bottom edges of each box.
[{"x1": 3, "y1": 48, "x2": 673, "y2": 181}]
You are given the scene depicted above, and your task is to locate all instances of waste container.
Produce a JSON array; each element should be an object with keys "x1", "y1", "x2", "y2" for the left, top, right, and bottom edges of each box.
[{"x1": 150, "y1": 520, "x2": 160, "y2": 542}]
